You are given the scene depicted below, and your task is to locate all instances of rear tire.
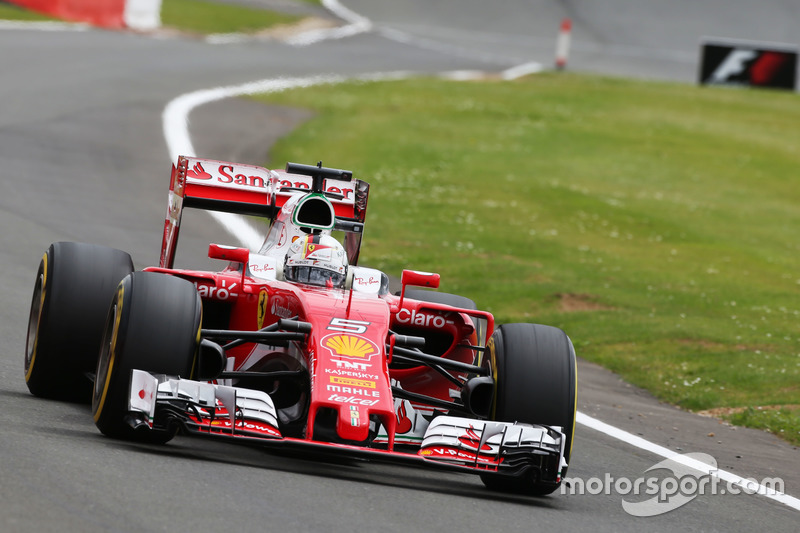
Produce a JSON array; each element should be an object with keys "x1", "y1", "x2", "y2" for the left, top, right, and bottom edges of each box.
[
  {"x1": 480, "y1": 323, "x2": 577, "y2": 495},
  {"x1": 24, "y1": 242, "x2": 133, "y2": 402},
  {"x1": 92, "y1": 272, "x2": 201, "y2": 442}
]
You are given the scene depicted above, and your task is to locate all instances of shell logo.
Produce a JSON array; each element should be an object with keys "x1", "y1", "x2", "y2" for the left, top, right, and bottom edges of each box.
[{"x1": 322, "y1": 334, "x2": 378, "y2": 361}]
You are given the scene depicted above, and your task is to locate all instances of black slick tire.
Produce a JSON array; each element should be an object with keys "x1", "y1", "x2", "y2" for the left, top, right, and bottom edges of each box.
[
  {"x1": 92, "y1": 271, "x2": 201, "y2": 442},
  {"x1": 24, "y1": 242, "x2": 133, "y2": 402},
  {"x1": 480, "y1": 323, "x2": 577, "y2": 495}
]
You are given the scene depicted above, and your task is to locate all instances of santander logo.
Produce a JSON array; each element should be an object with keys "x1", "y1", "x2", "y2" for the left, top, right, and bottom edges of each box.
[
  {"x1": 185, "y1": 159, "x2": 273, "y2": 191},
  {"x1": 186, "y1": 161, "x2": 212, "y2": 180},
  {"x1": 396, "y1": 401, "x2": 413, "y2": 434}
]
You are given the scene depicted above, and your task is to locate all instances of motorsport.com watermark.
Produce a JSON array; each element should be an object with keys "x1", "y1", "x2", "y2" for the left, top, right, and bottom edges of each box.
[{"x1": 561, "y1": 452, "x2": 785, "y2": 517}]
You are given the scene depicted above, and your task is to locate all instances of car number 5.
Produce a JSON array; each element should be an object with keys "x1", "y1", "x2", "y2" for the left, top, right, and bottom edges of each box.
[{"x1": 328, "y1": 318, "x2": 370, "y2": 334}]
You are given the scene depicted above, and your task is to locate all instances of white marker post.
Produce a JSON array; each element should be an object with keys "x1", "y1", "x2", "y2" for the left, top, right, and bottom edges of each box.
[
  {"x1": 555, "y1": 18, "x2": 572, "y2": 70},
  {"x1": 124, "y1": 0, "x2": 162, "y2": 31}
]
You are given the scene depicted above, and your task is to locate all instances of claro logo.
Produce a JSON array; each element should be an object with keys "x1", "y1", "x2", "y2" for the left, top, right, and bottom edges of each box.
[
  {"x1": 396, "y1": 308, "x2": 450, "y2": 328},
  {"x1": 195, "y1": 280, "x2": 238, "y2": 301}
]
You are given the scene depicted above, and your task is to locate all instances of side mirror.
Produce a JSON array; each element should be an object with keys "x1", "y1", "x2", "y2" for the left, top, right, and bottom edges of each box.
[
  {"x1": 208, "y1": 244, "x2": 250, "y2": 264},
  {"x1": 399, "y1": 269, "x2": 440, "y2": 307},
  {"x1": 401, "y1": 269, "x2": 440, "y2": 289},
  {"x1": 208, "y1": 244, "x2": 250, "y2": 285}
]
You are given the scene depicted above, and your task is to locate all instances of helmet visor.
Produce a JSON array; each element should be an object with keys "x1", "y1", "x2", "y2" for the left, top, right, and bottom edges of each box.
[{"x1": 286, "y1": 265, "x2": 346, "y2": 288}]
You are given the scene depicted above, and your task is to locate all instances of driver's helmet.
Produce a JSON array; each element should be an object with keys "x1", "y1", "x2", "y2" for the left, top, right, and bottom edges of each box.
[{"x1": 284, "y1": 234, "x2": 348, "y2": 288}]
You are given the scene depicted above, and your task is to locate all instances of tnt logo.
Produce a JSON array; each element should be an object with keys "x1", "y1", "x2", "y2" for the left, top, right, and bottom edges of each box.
[{"x1": 699, "y1": 41, "x2": 797, "y2": 90}]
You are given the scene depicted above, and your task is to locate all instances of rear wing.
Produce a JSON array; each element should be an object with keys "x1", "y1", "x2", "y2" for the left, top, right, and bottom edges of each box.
[{"x1": 160, "y1": 156, "x2": 370, "y2": 269}]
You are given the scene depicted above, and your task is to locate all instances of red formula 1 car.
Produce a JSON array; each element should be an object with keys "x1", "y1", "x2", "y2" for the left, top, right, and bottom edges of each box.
[{"x1": 24, "y1": 157, "x2": 577, "y2": 495}]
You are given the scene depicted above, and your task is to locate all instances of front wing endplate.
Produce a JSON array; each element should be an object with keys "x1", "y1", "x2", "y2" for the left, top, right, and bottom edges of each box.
[{"x1": 128, "y1": 370, "x2": 282, "y2": 439}]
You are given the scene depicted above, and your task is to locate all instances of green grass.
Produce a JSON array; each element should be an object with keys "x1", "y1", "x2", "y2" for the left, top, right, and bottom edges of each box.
[
  {"x1": 727, "y1": 406, "x2": 800, "y2": 441},
  {"x1": 251, "y1": 73, "x2": 800, "y2": 445},
  {"x1": 161, "y1": 0, "x2": 299, "y2": 34},
  {"x1": 0, "y1": 2, "x2": 59, "y2": 20}
]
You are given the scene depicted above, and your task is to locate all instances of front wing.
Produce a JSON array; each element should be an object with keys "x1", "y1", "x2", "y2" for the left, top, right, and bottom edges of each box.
[{"x1": 128, "y1": 371, "x2": 567, "y2": 482}]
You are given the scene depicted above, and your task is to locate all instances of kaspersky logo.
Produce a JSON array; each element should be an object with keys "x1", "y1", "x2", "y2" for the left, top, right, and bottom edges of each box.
[{"x1": 322, "y1": 334, "x2": 379, "y2": 362}]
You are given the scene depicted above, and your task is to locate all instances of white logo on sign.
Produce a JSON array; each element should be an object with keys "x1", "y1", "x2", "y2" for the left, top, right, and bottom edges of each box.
[{"x1": 710, "y1": 49, "x2": 757, "y2": 83}]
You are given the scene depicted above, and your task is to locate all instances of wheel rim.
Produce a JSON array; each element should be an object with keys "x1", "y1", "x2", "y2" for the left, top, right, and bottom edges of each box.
[
  {"x1": 93, "y1": 298, "x2": 119, "y2": 418},
  {"x1": 24, "y1": 271, "x2": 44, "y2": 378}
]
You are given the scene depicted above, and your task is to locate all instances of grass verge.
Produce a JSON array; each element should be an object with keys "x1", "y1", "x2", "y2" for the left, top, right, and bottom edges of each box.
[
  {"x1": 161, "y1": 0, "x2": 300, "y2": 35},
  {"x1": 251, "y1": 73, "x2": 800, "y2": 445}
]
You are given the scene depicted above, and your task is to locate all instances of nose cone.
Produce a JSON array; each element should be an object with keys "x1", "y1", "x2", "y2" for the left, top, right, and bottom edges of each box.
[{"x1": 337, "y1": 404, "x2": 371, "y2": 442}]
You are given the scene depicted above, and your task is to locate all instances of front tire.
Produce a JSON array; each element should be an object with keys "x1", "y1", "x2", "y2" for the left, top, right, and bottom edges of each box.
[
  {"x1": 481, "y1": 323, "x2": 577, "y2": 495},
  {"x1": 25, "y1": 242, "x2": 133, "y2": 401},
  {"x1": 92, "y1": 272, "x2": 201, "y2": 442}
]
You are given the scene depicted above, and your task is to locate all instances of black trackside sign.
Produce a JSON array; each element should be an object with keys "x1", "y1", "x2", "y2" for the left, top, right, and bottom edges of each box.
[{"x1": 699, "y1": 39, "x2": 798, "y2": 90}]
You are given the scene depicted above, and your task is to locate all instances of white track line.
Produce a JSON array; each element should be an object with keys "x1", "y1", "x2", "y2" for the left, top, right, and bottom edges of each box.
[
  {"x1": 158, "y1": 3, "x2": 800, "y2": 514},
  {"x1": 501, "y1": 61, "x2": 544, "y2": 80},
  {"x1": 285, "y1": 0, "x2": 372, "y2": 46},
  {"x1": 0, "y1": 20, "x2": 88, "y2": 31},
  {"x1": 163, "y1": 71, "x2": 421, "y2": 250},
  {"x1": 322, "y1": 0, "x2": 370, "y2": 27},
  {"x1": 163, "y1": 75, "x2": 343, "y2": 250},
  {"x1": 377, "y1": 26, "x2": 523, "y2": 65},
  {"x1": 287, "y1": 0, "x2": 543, "y2": 75},
  {"x1": 578, "y1": 412, "x2": 800, "y2": 510}
]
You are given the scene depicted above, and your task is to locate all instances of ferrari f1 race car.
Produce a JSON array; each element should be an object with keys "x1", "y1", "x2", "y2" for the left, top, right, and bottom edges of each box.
[{"x1": 24, "y1": 157, "x2": 577, "y2": 495}]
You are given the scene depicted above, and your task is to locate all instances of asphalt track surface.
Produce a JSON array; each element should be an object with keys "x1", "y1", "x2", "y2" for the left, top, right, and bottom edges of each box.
[{"x1": 1, "y1": 1, "x2": 798, "y2": 531}]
